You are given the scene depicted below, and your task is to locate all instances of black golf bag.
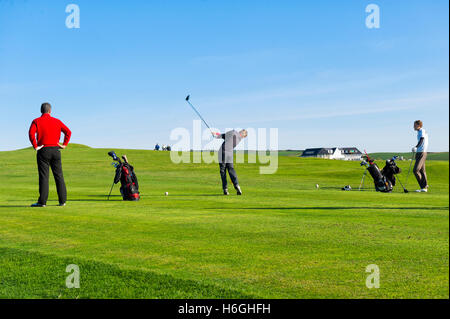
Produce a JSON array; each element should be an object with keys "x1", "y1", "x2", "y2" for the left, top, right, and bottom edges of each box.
[
  {"x1": 114, "y1": 162, "x2": 140, "y2": 201},
  {"x1": 381, "y1": 158, "x2": 401, "y2": 187},
  {"x1": 365, "y1": 157, "x2": 401, "y2": 193},
  {"x1": 108, "y1": 151, "x2": 140, "y2": 201}
]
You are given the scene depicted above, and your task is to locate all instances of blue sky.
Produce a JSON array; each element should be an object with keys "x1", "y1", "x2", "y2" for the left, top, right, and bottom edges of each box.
[{"x1": 0, "y1": 0, "x2": 448, "y2": 151}]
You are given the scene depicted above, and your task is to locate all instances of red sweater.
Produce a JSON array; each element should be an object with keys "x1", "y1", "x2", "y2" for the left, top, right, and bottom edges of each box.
[{"x1": 28, "y1": 113, "x2": 72, "y2": 149}]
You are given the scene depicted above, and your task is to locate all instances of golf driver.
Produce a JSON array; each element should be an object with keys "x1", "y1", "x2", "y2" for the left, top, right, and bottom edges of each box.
[
  {"x1": 404, "y1": 151, "x2": 415, "y2": 189},
  {"x1": 185, "y1": 95, "x2": 214, "y2": 134}
]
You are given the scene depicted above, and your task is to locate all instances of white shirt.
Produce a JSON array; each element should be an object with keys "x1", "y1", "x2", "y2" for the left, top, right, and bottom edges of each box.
[{"x1": 417, "y1": 128, "x2": 429, "y2": 152}]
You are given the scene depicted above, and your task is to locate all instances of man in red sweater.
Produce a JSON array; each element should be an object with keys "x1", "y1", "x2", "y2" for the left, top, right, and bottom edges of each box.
[{"x1": 28, "y1": 103, "x2": 72, "y2": 207}]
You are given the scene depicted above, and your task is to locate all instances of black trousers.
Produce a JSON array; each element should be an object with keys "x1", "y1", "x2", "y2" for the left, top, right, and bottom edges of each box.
[
  {"x1": 219, "y1": 163, "x2": 239, "y2": 190},
  {"x1": 37, "y1": 147, "x2": 67, "y2": 205}
]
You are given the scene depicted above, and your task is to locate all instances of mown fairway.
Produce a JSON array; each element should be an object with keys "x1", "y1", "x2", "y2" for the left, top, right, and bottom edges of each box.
[{"x1": 0, "y1": 145, "x2": 448, "y2": 299}]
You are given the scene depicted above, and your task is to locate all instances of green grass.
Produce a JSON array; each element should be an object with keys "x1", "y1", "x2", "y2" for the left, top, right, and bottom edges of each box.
[
  {"x1": 277, "y1": 150, "x2": 304, "y2": 157},
  {"x1": 0, "y1": 144, "x2": 448, "y2": 299},
  {"x1": 368, "y1": 152, "x2": 449, "y2": 161}
]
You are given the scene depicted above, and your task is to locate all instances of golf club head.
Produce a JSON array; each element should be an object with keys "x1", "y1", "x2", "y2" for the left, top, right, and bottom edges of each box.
[
  {"x1": 404, "y1": 189, "x2": 409, "y2": 193},
  {"x1": 185, "y1": 95, "x2": 190, "y2": 101},
  {"x1": 108, "y1": 151, "x2": 119, "y2": 161},
  {"x1": 122, "y1": 155, "x2": 128, "y2": 163}
]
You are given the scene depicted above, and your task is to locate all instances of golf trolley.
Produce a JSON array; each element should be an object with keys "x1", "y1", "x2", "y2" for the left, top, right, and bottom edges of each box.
[
  {"x1": 359, "y1": 152, "x2": 408, "y2": 193},
  {"x1": 107, "y1": 151, "x2": 140, "y2": 201}
]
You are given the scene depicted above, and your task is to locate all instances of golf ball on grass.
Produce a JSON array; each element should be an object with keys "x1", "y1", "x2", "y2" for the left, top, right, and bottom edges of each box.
[
  {"x1": 165, "y1": 192, "x2": 169, "y2": 196},
  {"x1": 316, "y1": 184, "x2": 319, "y2": 189}
]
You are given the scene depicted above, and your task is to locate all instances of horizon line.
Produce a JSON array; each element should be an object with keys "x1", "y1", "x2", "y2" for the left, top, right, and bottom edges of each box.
[{"x1": 1, "y1": 143, "x2": 449, "y2": 154}]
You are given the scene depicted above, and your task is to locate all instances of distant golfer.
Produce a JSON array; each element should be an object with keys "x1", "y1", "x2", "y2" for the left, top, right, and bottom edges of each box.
[
  {"x1": 28, "y1": 103, "x2": 72, "y2": 207},
  {"x1": 412, "y1": 120, "x2": 429, "y2": 193},
  {"x1": 213, "y1": 129, "x2": 248, "y2": 195}
]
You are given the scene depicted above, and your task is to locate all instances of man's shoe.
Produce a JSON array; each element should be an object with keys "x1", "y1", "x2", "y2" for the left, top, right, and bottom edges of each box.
[
  {"x1": 223, "y1": 189, "x2": 229, "y2": 195},
  {"x1": 235, "y1": 185, "x2": 242, "y2": 195},
  {"x1": 421, "y1": 188, "x2": 428, "y2": 193},
  {"x1": 31, "y1": 203, "x2": 46, "y2": 208},
  {"x1": 59, "y1": 203, "x2": 66, "y2": 207}
]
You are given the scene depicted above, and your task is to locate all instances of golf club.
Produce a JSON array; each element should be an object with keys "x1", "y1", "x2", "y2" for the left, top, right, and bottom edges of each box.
[
  {"x1": 185, "y1": 95, "x2": 214, "y2": 134},
  {"x1": 396, "y1": 175, "x2": 409, "y2": 193},
  {"x1": 108, "y1": 151, "x2": 122, "y2": 163},
  {"x1": 404, "y1": 151, "x2": 415, "y2": 189},
  {"x1": 122, "y1": 155, "x2": 128, "y2": 164}
]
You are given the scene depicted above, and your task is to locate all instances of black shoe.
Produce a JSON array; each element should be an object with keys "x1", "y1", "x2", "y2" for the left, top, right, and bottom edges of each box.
[
  {"x1": 31, "y1": 202, "x2": 46, "y2": 208},
  {"x1": 59, "y1": 203, "x2": 66, "y2": 207},
  {"x1": 223, "y1": 189, "x2": 229, "y2": 195},
  {"x1": 235, "y1": 185, "x2": 242, "y2": 195}
]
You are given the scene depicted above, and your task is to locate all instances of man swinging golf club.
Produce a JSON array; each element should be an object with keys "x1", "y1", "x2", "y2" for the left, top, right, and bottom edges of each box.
[
  {"x1": 28, "y1": 103, "x2": 72, "y2": 207},
  {"x1": 212, "y1": 129, "x2": 248, "y2": 195},
  {"x1": 412, "y1": 120, "x2": 429, "y2": 193},
  {"x1": 184, "y1": 95, "x2": 248, "y2": 195}
]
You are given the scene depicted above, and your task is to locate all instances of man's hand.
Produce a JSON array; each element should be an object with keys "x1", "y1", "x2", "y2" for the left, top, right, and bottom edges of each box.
[
  {"x1": 211, "y1": 132, "x2": 221, "y2": 138},
  {"x1": 412, "y1": 147, "x2": 417, "y2": 153},
  {"x1": 35, "y1": 146, "x2": 44, "y2": 151},
  {"x1": 58, "y1": 143, "x2": 67, "y2": 150}
]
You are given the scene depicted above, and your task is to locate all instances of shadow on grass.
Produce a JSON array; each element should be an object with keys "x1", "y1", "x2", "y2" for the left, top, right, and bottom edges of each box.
[
  {"x1": 0, "y1": 205, "x2": 33, "y2": 208},
  {"x1": 211, "y1": 206, "x2": 449, "y2": 211},
  {"x1": 86, "y1": 195, "x2": 122, "y2": 198},
  {"x1": 319, "y1": 186, "x2": 373, "y2": 191},
  {"x1": 0, "y1": 194, "x2": 224, "y2": 206},
  {"x1": 168, "y1": 194, "x2": 225, "y2": 197},
  {"x1": 318, "y1": 187, "x2": 410, "y2": 193},
  {"x1": 0, "y1": 205, "x2": 74, "y2": 208},
  {"x1": 86, "y1": 194, "x2": 225, "y2": 198}
]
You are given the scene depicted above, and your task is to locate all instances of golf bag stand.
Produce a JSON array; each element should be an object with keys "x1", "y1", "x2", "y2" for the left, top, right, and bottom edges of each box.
[{"x1": 107, "y1": 181, "x2": 116, "y2": 200}]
